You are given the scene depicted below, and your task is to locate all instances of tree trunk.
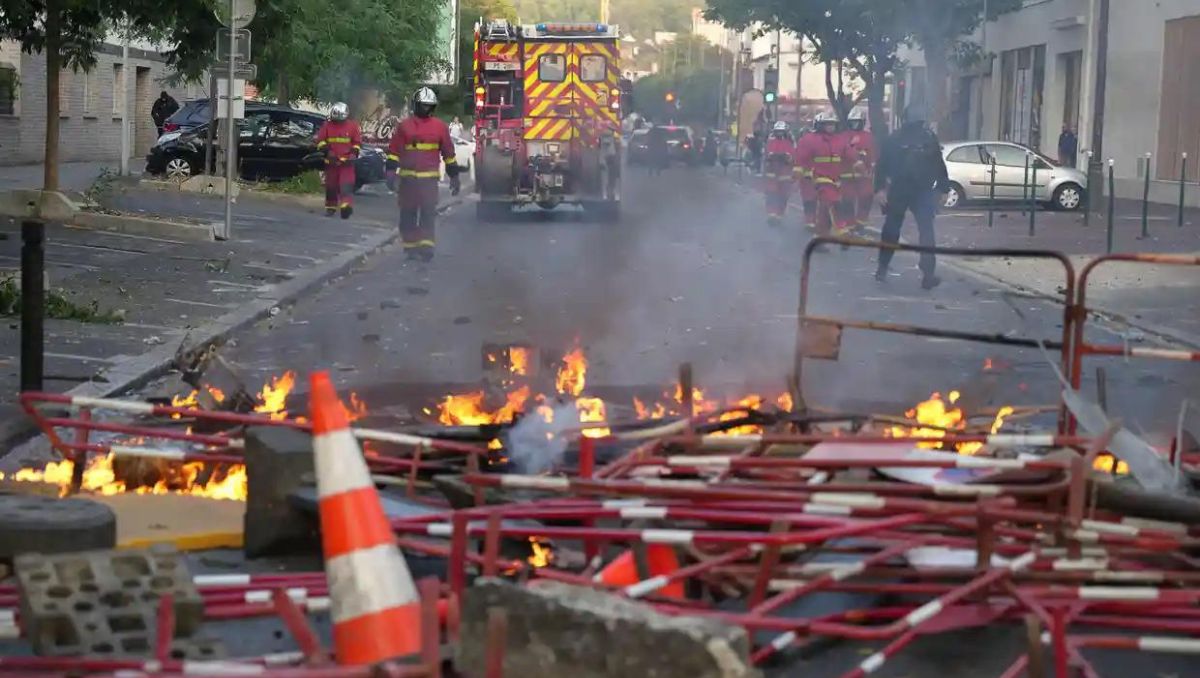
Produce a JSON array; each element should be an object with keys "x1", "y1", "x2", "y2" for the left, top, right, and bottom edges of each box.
[
  {"x1": 43, "y1": 0, "x2": 62, "y2": 192},
  {"x1": 824, "y1": 59, "x2": 837, "y2": 114},
  {"x1": 923, "y1": 36, "x2": 950, "y2": 133},
  {"x1": 866, "y1": 68, "x2": 887, "y2": 140},
  {"x1": 276, "y1": 73, "x2": 289, "y2": 106}
]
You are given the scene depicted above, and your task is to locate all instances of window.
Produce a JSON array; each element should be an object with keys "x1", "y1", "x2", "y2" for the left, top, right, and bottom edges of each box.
[
  {"x1": 983, "y1": 144, "x2": 1032, "y2": 168},
  {"x1": 580, "y1": 54, "x2": 607, "y2": 82},
  {"x1": 58, "y1": 69, "x2": 70, "y2": 115},
  {"x1": 112, "y1": 64, "x2": 125, "y2": 115},
  {"x1": 947, "y1": 146, "x2": 983, "y2": 164},
  {"x1": 238, "y1": 111, "x2": 272, "y2": 138},
  {"x1": 82, "y1": 68, "x2": 97, "y2": 115},
  {"x1": 268, "y1": 113, "x2": 316, "y2": 142},
  {"x1": 539, "y1": 54, "x2": 566, "y2": 82},
  {"x1": 0, "y1": 66, "x2": 16, "y2": 115}
]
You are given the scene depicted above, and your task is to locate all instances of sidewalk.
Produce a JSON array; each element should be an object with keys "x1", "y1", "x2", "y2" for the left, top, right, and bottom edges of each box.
[
  {"x1": 0, "y1": 182, "x2": 437, "y2": 445},
  {"x1": 0, "y1": 159, "x2": 144, "y2": 194}
]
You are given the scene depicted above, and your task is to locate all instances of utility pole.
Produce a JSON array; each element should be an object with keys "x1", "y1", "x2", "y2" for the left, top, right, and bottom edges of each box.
[
  {"x1": 119, "y1": 36, "x2": 130, "y2": 176},
  {"x1": 1087, "y1": 0, "x2": 1110, "y2": 213}
]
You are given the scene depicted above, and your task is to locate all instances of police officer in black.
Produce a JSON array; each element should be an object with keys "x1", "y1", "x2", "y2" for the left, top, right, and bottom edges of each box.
[{"x1": 873, "y1": 104, "x2": 949, "y2": 290}]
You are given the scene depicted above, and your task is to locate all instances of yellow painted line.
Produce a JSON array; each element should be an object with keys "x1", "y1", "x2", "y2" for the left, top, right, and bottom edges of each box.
[{"x1": 120, "y1": 530, "x2": 244, "y2": 552}]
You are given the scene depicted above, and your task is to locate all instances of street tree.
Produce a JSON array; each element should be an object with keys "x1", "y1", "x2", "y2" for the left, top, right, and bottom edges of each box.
[{"x1": 0, "y1": 0, "x2": 215, "y2": 192}]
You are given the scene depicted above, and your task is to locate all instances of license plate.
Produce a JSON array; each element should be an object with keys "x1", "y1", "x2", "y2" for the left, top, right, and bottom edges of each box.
[
  {"x1": 553, "y1": 174, "x2": 564, "y2": 187},
  {"x1": 484, "y1": 61, "x2": 519, "y2": 71}
]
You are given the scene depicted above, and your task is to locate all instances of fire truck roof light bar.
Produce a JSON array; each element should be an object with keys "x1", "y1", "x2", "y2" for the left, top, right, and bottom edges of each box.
[{"x1": 527, "y1": 22, "x2": 618, "y2": 38}]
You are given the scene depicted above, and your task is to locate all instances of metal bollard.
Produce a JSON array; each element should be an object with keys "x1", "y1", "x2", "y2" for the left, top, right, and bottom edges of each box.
[
  {"x1": 1083, "y1": 150, "x2": 1094, "y2": 228},
  {"x1": 1180, "y1": 152, "x2": 1188, "y2": 228},
  {"x1": 987, "y1": 159, "x2": 997, "y2": 228},
  {"x1": 1141, "y1": 152, "x2": 1152, "y2": 238},
  {"x1": 1022, "y1": 153, "x2": 1030, "y2": 216},
  {"x1": 1029, "y1": 157, "x2": 1038, "y2": 236},
  {"x1": 1106, "y1": 159, "x2": 1116, "y2": 254},
  {"x1": 20, "y1": 219, "x2": 45, "y2": 393}
]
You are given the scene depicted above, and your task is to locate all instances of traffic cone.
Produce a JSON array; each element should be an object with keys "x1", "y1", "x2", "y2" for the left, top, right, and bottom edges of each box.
[
  {"x1": 309, "y1": 371, "x2": 421, "y2": 665},
  {"x1": 594, "y1": 545, "x2": 685, "y2": 599}
]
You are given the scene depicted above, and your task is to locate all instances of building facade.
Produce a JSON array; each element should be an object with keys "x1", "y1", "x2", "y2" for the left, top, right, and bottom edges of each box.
[
  {"x1": 0, "y1": 39, "x2": 196, "y2": 166},
  {"x1": 899, "y1": 0, "x2": 1200, "y2": 203}
]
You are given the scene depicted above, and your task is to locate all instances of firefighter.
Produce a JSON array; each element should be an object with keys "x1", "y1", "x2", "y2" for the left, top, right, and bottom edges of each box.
[
  {"x1": 842, "y1": 106, "x2": 877, "y2": 232},
  {"x1": 386, "y1": 87, "x2": 461, "y2": 262},
  {"x1": 762, "y1": 121, "x2": 796, "y2": 226},
  {"x1": 794, "y1": 111, "x2": 848, "y2": 237},
  {"x1": 792, "y1": 126, "x2": 817, "y2": 230},
  {"x1": 315, "y1": 102, "x2": 362, "y2": 219}
]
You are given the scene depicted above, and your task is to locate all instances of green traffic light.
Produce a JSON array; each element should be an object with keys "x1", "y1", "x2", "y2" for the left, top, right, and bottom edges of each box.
[{"x1": 765, "y1": 92, "x2": 777, "y2": 103}]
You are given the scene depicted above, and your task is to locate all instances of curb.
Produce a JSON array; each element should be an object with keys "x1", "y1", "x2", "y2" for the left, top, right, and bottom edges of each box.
[{"x1": 73, "y1": 211, "x2": 214, "y2": 242}]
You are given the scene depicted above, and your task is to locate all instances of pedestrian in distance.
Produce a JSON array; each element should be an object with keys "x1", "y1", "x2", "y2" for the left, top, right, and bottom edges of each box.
[
  {"x1": 762, "y1": 121, "x2": 796, "y2": 226},
  {"x1": 151, "y1": 91, "x2": 179, "y2": 138},
  {"x1": 449, "y1": 116, "x2": 465, "y2": 140},
  {"x1": 315, "y1": 102, "x2": 362, "y2": 220},
  {"x1": 873, "y1": 104, "x2": 949, "y2": 290},
  {"x1": 1058, "y1": 123, "x2": 1078, "y2": 168},
  {"x1": 386, "y1": 87, "x2": 461, "y2": 262}
]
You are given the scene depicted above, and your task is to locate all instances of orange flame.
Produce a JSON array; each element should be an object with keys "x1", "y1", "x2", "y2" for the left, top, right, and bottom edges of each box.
[
  {"x1": 0, "y1": 453, "x2": 247, "y2": 501},
  {"x1": 556, "y1": 346, "x2": 587, "y2": 397},
  {"x1": 576, "y1": 397, "x2": 610, "y2": 438},
  {"x1": 528, "y1": 537, "x2": 553, "y2": 567},
  {"x1": 255, "y1": 371, "x2": 296, "y2": 420},
  {"x1": 890, "y1": 391, "x2": 1015, "y2": 456},
  {"x1": 509, "y1": 346, "x2": 531, "y2": 376},
  {"x1": 437, "y1": 386, "x2": 531, "y2": 426}
]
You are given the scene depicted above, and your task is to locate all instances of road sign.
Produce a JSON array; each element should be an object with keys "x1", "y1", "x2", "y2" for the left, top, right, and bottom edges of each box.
[
  {"x1": 216, "y1": 29, "x2": 251, "y2": 63},
  {"x1": 217, "y1": 78, "x2": 246, "y2": 119},
  {"x1": 214, "y1": 62, "x2": 257, "y2": 80},
  {"x1": 214, "y1": 0, "x2": 256, "y2": 29}
]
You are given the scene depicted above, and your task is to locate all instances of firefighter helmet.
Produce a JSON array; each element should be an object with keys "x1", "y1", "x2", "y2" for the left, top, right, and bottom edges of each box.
[
  {"x1": 847, "y1": 106, "x2": 867, "y2": 131},
  {"x1": 329, "y1": 102, "x2": 349, "y2": 122},
  {"x1": 772, "y1": 120, "x2": 790, "y2": 133},
  {"x1": 813, "y1": 110, "x2": 839, "y2": 133},
  {"x1": 413, "y1": 86, "x2": 438, "y2": 118}
]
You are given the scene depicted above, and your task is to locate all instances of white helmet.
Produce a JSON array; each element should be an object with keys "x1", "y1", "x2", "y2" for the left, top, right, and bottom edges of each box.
[
  {"x1": 413, "y1": 86, "x2": 438, "y2": 117},
  {"x1": 330, "y1": 102, "x2": 349, "y2": 122},
  {"x1": 772, "y1": 120, "x2": 790, "y2": 133},
  {"x1": 813, "y1": 110, "x2": 838, "y2": 131},
  {"x1": 847, "y1": 106, "x2": 867, "y2": 131}
]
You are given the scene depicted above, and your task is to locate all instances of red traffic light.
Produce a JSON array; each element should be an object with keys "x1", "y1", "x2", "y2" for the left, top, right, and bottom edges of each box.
[{"x1": 665, "y1": 91, "x2": 676, "y2": 103}]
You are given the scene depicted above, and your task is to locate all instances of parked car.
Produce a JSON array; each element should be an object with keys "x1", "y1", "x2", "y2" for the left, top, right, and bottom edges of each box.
[
  {"x1": 146, "y1": 104, "x2": 386, "y2": 189},
  {"x1": 941, "y1": 140, "x2": 1086, "y2": 211},
  {"x1": 446, "y1": 133, "x2": 474, "y2": 180},
  {"x1": 661, "y1": 125, "x2": 697, "y2": 165},
  {"x1": 161, "y1": 99, "x2": 214, "y2": 135}
]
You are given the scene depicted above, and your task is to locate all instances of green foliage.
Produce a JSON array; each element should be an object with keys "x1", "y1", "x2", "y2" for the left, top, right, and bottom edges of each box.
[
  {"x1": 513, "y1": 0, "x2": 694, "y2": 38},
  {"x1": 0, "y1": 278, "x2": 124, "y2": 324},
  {"x1": 633, "y1": 69, "x2": 722, "y2": 126},
  {"x1": 255, "y1": 170, "x2": 324, "y2": 195}
]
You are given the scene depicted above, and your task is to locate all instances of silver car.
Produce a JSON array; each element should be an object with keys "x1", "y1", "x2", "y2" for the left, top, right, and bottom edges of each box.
[{"x1": 941, "y1": 141, "x2": 1087, "y2": 211}]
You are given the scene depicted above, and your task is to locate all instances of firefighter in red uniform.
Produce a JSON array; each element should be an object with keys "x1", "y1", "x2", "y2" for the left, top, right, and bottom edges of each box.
[
  {"x1": 315, "y1": 102, "x2": 362, "y2": 219},
  {"x1": 842, "y1": 107, "x2": 877, "y2": 231},
  {"x1": 794, "y1": 111, "x2": 848, "y2": 237},
  {"x1": 793, "y1": 127, "x2": 817, "y2": 230},
  {"x1": 386, "y1": 87, "x2": 461, "y2": 262},
  {"x1": 762, "y1": 121, "x2": 796, "y2": 226}
]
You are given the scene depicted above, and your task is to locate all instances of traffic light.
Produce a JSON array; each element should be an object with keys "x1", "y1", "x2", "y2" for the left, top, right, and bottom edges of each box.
[
  {"x1": 764, "y1": 67, "x2": 779, "y2": 103},
  {"x1": 665, "y1": 91, "x2": 676, "y2": 103}
]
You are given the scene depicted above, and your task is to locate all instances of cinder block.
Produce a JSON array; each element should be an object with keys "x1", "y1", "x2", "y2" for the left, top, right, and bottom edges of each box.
[
  {"x1": 243, "y1": 426, "x2": 319, "y2": 558},
  {"x1": 14, "y1": 544, "x2": 219, "y2": 658}
]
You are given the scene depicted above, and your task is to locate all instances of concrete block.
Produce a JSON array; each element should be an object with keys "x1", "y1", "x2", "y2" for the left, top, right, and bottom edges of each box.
[
  {"x1": 0, "y1": 189, "x2": 80, "y2": 220},
  {"x1": 456, "y1": 578, "x2": 759, "y2": 678},
  {"x1": 14, "y1": 544, "x2": 218, "y2": 658},
  {"x1": 181, "y1": 175, "x2": 240, "y2": 199},
  {"x1": 242, "y1": 426, "x2": 319, "y2": 558},
  {"x1": 72, "y1": 211, "x2": 214, "y2": 242}
]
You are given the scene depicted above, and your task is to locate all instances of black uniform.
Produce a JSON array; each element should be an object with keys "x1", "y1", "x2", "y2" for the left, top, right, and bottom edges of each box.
[
  {"x1": 151, "y1": 92, "x2": 179, "y2": 137},
  {"x1": 873, "y1": 121, "x2": 949, "y2": 285}
]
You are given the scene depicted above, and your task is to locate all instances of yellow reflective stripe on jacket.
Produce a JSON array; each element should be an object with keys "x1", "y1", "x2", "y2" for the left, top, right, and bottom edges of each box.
[
  {"x1": 813, "y1": 156, "x2": 842, "y2": 163},
  {"x1": 406, "y1": 142, "x2": 441, "y2": 150},
  {"x1": 814, "y1": 177, "x2": 839, "y2": 186},
  {"x1": 386, "y1": 153, "x2": 400, "y2": 161},
  {"x1": 353, "y1": 144, "x2": 362, "y2": 151},
  {"x1": 399, "y1": 169, "x2": 441, "y2": 178},
  {"x1": 325, "y1": 136, "x2": 352, "y2": 143},
  {"x1": 316, "y1": 140, "x2": 328, "y2": 148},
  {"x1": 402, "y1": 239, "x2": 436, "y2": 248},
  {"x1": 444, "y1": 157, "x2": 457, "y2": 165}
]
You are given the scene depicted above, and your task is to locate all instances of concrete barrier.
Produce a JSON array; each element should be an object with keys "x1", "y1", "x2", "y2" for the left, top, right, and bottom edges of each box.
[
  {"x1": 0, "y1": 189, "x2": 80, "y2": 220},
  {"x1": 181, "y1": 174, "x2": 240, "y2": 199},
  {"x1": 72, "y1": 211, "x2": 214, "y2": 242}
]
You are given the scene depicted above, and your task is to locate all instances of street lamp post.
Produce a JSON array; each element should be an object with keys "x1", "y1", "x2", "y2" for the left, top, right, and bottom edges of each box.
[{"x1": 1086, "y1": 0, "x2": 1111, "y2": 214}]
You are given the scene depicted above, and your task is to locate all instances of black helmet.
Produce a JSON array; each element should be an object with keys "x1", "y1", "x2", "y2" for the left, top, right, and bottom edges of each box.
[{"x1": 903, "y1": 103, "x2": 928, "y2": 126}]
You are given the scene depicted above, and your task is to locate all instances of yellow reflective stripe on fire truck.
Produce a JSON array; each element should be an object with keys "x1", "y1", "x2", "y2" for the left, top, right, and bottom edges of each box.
[
  {"x1": 398, "y1": 169, "x2": 441, "y2": 178},
  {"x1": 813, "y1": 156, "x2": 842, "y2": 163},
  {"x1": 405, "y1": 142, "x2": 441, "y2": 151},
  {"x1": 524, "y1": 118, "x2": 574, "y2": 140}
]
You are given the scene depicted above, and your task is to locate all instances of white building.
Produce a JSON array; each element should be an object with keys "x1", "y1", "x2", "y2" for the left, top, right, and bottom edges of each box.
[{"x1": 899, "y1": 0, "x2": 1200, "y2": 203}]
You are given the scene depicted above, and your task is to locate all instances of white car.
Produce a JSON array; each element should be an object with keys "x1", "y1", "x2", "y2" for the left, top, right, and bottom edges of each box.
[{"x1": 941, "y1": 140, "x2": 1087, "y2": 211}]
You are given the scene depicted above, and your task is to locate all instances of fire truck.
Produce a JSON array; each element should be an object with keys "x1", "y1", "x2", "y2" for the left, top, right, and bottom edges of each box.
[{"x1": 471, "y1": 19, "x2": 623, "y2": 221}]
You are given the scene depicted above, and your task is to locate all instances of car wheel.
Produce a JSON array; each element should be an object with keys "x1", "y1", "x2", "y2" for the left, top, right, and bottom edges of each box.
[
  {"x1": 1053, "y1": 183, "x2": 1083, "y2": 211},
  {"x1": 165, "y1": 156, "x2": 195, "y2": 180},
  {"x1": 943, "y1": 182, "x2": 964, "y2": 209}
]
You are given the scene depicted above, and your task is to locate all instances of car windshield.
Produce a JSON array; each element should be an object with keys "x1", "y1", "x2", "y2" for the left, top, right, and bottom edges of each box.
[{"x1": 662, "y1": 128, "x2": 689, "y2": 142}]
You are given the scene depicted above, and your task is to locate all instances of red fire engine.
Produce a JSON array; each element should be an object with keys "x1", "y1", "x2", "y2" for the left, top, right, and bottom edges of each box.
[{"x1": 472, "y1": 19, "x2": 623, "y2": 221}]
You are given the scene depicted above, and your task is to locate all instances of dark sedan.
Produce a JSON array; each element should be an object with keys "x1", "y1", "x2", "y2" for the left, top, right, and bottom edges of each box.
[{"x1": 146, "y1": 104, "x2": 386, "y2": 189}]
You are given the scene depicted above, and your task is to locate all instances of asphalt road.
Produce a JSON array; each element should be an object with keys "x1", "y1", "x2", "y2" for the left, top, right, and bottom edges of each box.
[{"x1": 184, "y1": 164, "x2": 1197, "y2": 441}]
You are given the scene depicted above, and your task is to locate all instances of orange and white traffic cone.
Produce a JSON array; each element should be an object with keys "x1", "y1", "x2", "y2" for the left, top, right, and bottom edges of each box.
[
  {"x1": 594, "y1": 545, "x2": 686, "y2": 599},
  {"x1": 309, "y1": 370, "x2": 421, "y2": 665}
]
